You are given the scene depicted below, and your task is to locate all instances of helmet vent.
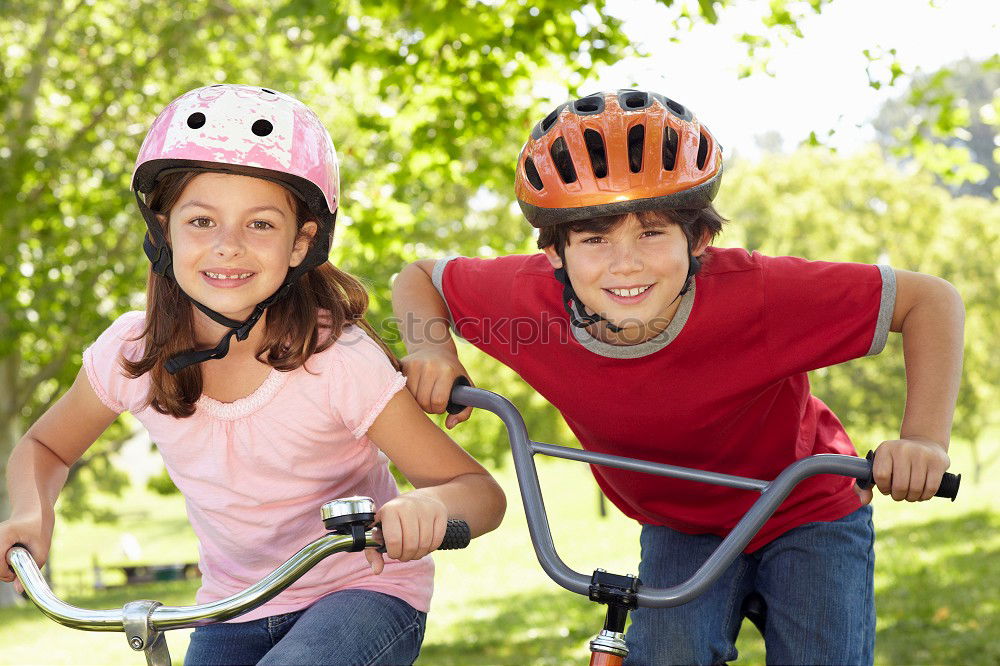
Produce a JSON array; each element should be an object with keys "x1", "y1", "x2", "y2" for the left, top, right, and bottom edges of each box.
[
  {"x1": 550, "y1": 137, "x2": 578, "y2": 184},
  {"x1": 583, "y1": 129, "x2": 608, "y2": 178},
  {"x1": 666, "y1": 99, "x2": 687, "y2": 117},
  {"x1": 541, "y1": 106, "x2": 562, "y2": 133},
  {"x1": 574, "y1": 96, "x2": 604, "y2": 115},
  {"x1": 524, "y1": 158, "x2": 544, "y2": 191},
  {"x1": 696, "y1": 132, "x2": 709, "y2": 170},
  {"x1": 620, "y1": 91, "x2": 649, "y2": 110},
  {"x1": 627, "y1": 124, "x2": 645, "y2": 173},
  {"x1": 252, "y1": 119, "x2": 274, "y2": 136},
  {"x1": 187, "y1": 112, "x2": 206, "y2": 129},
  {"x1": 662, "y1": 126, "x2": 678, "y2": 171}
]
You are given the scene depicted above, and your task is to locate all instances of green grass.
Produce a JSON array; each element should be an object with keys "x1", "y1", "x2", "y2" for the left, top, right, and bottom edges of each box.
[{"x1": 3, "y1": 442, "x2": 997, "y2": 665}]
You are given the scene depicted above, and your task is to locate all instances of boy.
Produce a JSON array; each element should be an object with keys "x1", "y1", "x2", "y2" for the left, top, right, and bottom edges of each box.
[{"x1": 391, "y1": 90, "x2": 962, "y2": 664}]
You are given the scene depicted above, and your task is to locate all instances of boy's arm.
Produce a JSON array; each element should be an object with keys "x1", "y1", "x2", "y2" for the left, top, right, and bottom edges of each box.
[
  {"x1": 391, "y1": 260, "x2": 474, "y2": 428},
  {"x1": 866, "y1": 269, "x2": 964, "y2": 504}
]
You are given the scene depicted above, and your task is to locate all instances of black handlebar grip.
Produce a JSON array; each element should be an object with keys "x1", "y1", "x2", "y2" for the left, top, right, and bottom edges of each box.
[
  {"x1": 859, "y1": 450, "x2": 961, "y2": 501},
  {"x1": 445, "y1": 376, "x2": 472, "y2": 415},
  {"x1": 374, "y1": 519, "x2": 472, "y2": 553},
  {"x1": 439, "y1": 519, "x2": 472, "y2": 550}
]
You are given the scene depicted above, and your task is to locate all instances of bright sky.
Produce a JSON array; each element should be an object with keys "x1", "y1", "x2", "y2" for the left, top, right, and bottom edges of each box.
[{"x1": 571, "y1": 0, "x2": 999, "y2": 159}]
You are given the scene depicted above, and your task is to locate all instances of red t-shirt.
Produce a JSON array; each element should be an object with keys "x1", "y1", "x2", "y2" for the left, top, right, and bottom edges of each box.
[{"x1": 434, "y1": 246, "x2": 895, "y2": 551}]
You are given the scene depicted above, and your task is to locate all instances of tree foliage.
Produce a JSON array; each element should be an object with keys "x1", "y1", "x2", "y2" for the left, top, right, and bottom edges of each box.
[{"x1": 873, "y1": 57, "x2": 1000, "y2": 199}]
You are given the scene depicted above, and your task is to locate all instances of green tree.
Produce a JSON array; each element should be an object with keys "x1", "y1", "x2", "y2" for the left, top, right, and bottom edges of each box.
[
  {"x1": 720, "y1": 147, "x2": 1000, "y2": 477},
  {"x1": 873, "y1": 57, "x2": 1000, "y2": 199}
]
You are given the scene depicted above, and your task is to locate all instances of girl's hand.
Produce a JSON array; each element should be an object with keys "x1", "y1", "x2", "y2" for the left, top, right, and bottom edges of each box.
[
  {"x1": 364, "y1": 492, "x2": 448, "y2": 575},
  {"x1": 0, "y1": 516, "x2": 52, "y2": 594},
  {"x1": 399, "y1": 349, "x2": 474, "y2": 429},
  {"x1": 862, "y1": 438, "x2": 951, "y2": 504}
]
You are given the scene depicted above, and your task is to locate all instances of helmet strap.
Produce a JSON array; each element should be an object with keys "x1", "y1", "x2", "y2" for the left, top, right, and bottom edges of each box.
[
  {"x1": 134, "y1": 191, "x2": 318, "y2": 374},
  {"x1": 553, "y1": 267, "x2": 624, "y2": 333}
]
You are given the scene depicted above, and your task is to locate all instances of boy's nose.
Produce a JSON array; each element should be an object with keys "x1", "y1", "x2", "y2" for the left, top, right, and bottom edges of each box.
[{"x1": 609, "y1": 244, "x2": 643, "y2": 273}]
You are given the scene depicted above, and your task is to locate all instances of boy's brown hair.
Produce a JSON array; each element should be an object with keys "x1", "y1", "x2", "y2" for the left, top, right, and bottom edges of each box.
[
  {"x1": 536, "y1": 205, "x2": 728, "y2": 261},
  {"x1": 122, "y1": 170, "x2": 399, "y2": 418}
]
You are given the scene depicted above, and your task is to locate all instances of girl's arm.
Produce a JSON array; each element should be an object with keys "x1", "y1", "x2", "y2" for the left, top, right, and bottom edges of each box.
[
  {"x1": 1, "y1": 369, "x2": 118, "y2": 582},
  {"x1": 391, "y1": 260, "x2": 474, "y2": 429},
  {"x1": 864, "y1": 269, "x2": 964, "y2": 504},
  {"x1": 363, "y1": 388, "x2": 505, "y2": 572}
]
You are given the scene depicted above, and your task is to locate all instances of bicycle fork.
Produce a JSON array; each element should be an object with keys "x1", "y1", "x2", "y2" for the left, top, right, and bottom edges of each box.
[{"x1": 587, "y1": 569, "x2": 640, "y2": 666}]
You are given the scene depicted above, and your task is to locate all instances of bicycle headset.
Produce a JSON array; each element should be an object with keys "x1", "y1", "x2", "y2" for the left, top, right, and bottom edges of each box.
[
  {"x1": 514, "y1": 89, "x2": 723, "y2": 331},
  {"x1": 131, "y1": 84, "x2": 339, "y2": 373}
]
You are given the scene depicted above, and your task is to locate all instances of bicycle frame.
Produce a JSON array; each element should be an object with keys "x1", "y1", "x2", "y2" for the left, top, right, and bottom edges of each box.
[{"x1": 446, "y1": 384, "x2": 959, "y2": 664}]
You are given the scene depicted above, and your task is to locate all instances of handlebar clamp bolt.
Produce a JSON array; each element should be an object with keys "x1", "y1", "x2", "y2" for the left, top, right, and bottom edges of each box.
[{"x1": 130, "y1": 637, "x2": 143, "y2": 650}]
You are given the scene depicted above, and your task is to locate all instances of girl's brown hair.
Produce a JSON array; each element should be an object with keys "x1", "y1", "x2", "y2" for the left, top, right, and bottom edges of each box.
[{"x1": 122, "y1": 170, "x2": 400, "y2": 418}]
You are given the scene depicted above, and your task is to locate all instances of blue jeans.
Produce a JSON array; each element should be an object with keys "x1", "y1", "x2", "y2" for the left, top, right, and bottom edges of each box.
[
  {"x1": 625, "y1": 506, "x2": 875, "y2": 665},
  {"x1": 184, "y1": 589, "x2": 427, "y2": 666}
]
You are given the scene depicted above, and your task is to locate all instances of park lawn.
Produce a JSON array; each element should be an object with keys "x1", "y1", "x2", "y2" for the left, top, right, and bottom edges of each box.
[{"x1": 1, "y1": 441, "x2": 996, "y2": 665}]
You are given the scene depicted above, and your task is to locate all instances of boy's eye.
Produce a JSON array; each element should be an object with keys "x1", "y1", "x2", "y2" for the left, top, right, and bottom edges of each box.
[
  {"x1": 641, "y1": 230, "x2": 664, "y2": 238},
  {"x1": 250, "y1": 220, "x2": 274, "y2": 230},
  {"x1": 581, "y1": 235, "x2": 605, "y2": 244}
]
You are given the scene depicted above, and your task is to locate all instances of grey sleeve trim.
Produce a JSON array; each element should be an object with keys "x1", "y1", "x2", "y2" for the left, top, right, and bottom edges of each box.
[
  {"x1": 431, "y1": 256, "x2": 461, "y2": 330},
  {"x1": 867, "y1": 265, "x2": 896, "y2": 356}
]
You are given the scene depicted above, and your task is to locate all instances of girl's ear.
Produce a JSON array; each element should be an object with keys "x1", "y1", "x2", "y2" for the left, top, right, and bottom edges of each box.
[
  {"x1": 155, "y1": 213, "x2": 172, "y2": 245},
  {"x1": 542, "y1": 245, "x2": 563, "y2": 269},
  {"x1": 290, "y1": 221, "x2": 318, "y2": 267}
]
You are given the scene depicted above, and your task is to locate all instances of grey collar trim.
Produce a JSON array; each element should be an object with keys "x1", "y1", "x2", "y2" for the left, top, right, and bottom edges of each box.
[{"x1": 571, "y1": 281, "x2": 696, "y2": 359}]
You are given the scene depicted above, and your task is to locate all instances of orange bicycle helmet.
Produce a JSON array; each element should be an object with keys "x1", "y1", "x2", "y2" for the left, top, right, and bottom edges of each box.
[{"x1": 515, "y1": 90, "x2": 722, "y2": 228}]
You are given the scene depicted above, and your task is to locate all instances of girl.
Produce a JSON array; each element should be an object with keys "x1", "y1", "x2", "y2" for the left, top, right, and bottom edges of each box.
[{"x1": 0, "y1": 84, "x2": 505, "y2": 666}]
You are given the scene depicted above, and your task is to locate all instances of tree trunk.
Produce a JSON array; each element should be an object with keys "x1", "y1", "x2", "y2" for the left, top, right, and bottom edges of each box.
[{"x1": 1, "y1": 353, "x2": 22, "y2": 608}]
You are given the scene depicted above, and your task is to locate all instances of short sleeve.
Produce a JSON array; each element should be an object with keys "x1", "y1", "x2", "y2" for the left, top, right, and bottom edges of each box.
[
  {"x1": 82, "y1": 311, "x2": 149, "y2": 414},
  {"x1": 761, "y1": 254, "x2": 895, "y2": 375},
  {"x1": 329, "y1": 326, "x2": 407, "y2": 438},
  {"x1": 432, "y1": 255, "x2": 525, "y2": 343}
]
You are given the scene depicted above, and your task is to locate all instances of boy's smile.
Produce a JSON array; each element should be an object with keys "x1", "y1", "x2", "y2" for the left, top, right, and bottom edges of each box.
[{"x1": 544, "y1": 213, "x2": 706, "y2": 345}]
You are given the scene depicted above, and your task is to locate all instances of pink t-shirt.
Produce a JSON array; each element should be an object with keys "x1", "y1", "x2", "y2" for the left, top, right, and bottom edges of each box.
[{"x1": 83, "y1": 312, "x2": 434, "y2": 620}]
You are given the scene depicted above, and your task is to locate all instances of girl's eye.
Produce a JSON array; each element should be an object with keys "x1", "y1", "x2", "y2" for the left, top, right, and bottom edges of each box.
[
  {"x1": 190, "y1": 217, "x2": 214, "y2": 228},
  {"x1": 250, "y1": 220, "x2": 274, "y2": 230}
]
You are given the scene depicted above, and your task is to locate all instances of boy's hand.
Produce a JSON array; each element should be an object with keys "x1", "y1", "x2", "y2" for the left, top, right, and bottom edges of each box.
[
  {"x1": 399, "y1": 349, "x2": 474, "y2": 429},
  {"x1": 364, "y1": 493, "x2": 448, "y2": 575},
  {"x1": 859, "y1": 438, "x2": 951, "y2": 504}
]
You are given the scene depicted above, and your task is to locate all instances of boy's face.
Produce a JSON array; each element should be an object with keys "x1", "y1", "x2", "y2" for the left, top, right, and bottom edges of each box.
[{"x1": 543, "y1": 213, "x2": 706, "y2": 345}]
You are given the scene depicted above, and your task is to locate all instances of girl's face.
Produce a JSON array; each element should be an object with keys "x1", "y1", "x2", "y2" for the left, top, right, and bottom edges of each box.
[
  {"x1": 165, "y1": 172, "x2": 316, "y2": 327},
  {"x1": 544, "y1": 213, "x2": 705, "y2": 345}
]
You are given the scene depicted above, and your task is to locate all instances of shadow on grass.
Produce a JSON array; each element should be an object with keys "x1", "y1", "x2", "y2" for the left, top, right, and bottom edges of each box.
[{"x1": 874, "y1": 510, "x2": 999, "y2": 665}]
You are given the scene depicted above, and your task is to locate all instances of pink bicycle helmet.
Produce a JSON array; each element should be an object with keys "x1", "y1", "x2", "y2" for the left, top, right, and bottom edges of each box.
[{"x1": 131, "y1": 84, "x2": 341, "y2": 373}]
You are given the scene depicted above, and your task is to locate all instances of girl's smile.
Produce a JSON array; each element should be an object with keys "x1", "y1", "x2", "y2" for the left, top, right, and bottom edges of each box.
[{"x1": 163, "y1": 172, "x2": 315, "y2": 339}]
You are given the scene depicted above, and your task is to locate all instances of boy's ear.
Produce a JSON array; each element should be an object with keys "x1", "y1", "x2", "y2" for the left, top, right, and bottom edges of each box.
[
  {"x1": 692, "y1": 229, "x2": 711, "y2": 256},
  {"x1": 542, "y1": 245, "x2": 563, "y2": 269},
  {"x1": 290, "y1": 221, "x2": 318, "y2": 267}
]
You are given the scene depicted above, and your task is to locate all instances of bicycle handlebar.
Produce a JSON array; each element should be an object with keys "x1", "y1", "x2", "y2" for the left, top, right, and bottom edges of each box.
[
  {"x1": 7, "y1": 520, "x2": 471, "y2": 633},
  {"x1": 446, "y1": 384, "x2": 960, "y2": 608}
]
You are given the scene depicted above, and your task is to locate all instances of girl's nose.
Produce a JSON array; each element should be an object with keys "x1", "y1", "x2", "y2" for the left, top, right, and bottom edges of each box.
[{"x1": 213, "y1": 225, "x2": 246, "y2": 258}]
